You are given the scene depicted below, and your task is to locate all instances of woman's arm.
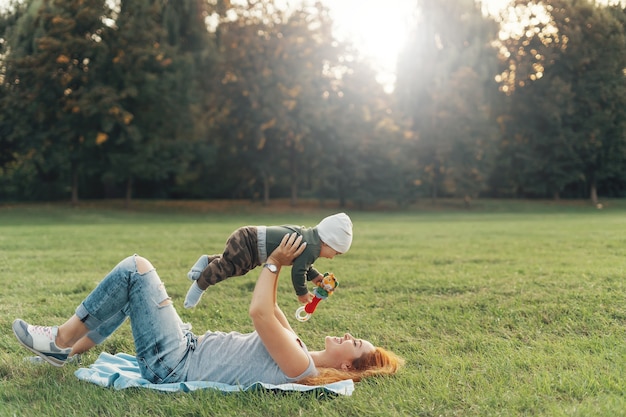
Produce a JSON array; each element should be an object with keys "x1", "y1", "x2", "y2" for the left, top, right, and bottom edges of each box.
[
  {"x1": 273, "y1": 303, "x2": 295, "y2": 334},
  {"x1": 249, "y1": 233, "x2": 309, "y2": 378},
  {"x1": 268, "y1": 258, "x2": 296, "y2": 333}
]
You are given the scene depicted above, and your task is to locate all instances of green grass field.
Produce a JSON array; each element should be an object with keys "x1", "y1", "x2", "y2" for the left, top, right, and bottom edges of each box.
[{"x1": 1, "y1": 200, "x2": 625, "y2": 417}]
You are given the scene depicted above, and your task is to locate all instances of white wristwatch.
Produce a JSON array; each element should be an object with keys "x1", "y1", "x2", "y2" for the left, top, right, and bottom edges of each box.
[{"x1": 263, "y1": 263, "x2": 278, "y2": 273}]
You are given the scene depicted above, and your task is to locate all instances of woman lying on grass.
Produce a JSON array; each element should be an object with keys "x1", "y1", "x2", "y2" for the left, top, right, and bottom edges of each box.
[{"x1": 13, "y1": 233, "x2": 403, "y2": 386}]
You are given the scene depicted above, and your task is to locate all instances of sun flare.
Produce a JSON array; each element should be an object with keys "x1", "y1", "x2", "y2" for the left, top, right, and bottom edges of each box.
[
  {"x1": 322, "y1": 0, "x2": 515, "y2": 92},
  {"x1": 323, "y1": 0, "x2": 415, "y2": 92}
]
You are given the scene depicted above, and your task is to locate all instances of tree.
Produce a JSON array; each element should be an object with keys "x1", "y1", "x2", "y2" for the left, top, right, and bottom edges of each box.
[
  {"x1": 95, "y1": 0, "x2": 209, "y2": 207},
  {"x1": 495, "y1": 0, "x2": 626, "y2": 201},
  {"x1": 308, "y1": 55, "x2": 410, "y2": 208},
  {"x1": 1, "y1": 0, "x2": 215, "y2": 205},
  {"x1": 495, "y1": 75, "x2": 580, "y2": 198},
  {"x1": 0, "y1": 1, "x2": 26, "y2": 169},
  {"x1": 1, "y1": 0, "x2": 115, "y2": 203},
  {"x1": 396, "y1": 0, "x2": 500, "y2": 204},
  {"x1": 210, "y1": 0, "x2": 346, "y2": 206}
]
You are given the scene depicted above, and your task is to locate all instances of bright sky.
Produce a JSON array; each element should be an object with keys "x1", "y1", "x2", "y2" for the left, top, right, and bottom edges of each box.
[
  {"x1": 3, "y1": 0, "x2": 620, "y2": 91},
  {"x1": 322, "y1": 0, "x2": 510, "y2": 92},
  {"x1": 0, "y1": 0, "x2": 510, "y2": 93},
  {"x1": 321, "y1": 0, "x2": 416, "y2": 92},
  {"x1": 324, "y1": 0, "x2": 620, "y2": 72}
]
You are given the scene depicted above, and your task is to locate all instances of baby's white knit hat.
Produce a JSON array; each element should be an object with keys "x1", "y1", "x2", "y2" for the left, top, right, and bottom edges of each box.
[{"x1": 316, "y1": 212, "x2": 353, "y2": 253}]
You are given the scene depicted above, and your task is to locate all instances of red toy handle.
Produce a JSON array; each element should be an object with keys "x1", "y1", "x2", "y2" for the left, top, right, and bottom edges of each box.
[
  {"x1": 304, "y1": 296, "x2": 322, "y2": 314},
  {"x1": 295, "y1": 273, "x2": 338, "y2": 322}
]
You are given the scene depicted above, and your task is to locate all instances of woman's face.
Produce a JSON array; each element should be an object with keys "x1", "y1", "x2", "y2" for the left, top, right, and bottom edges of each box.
[{"x1": 324, "y1": 333, "x2": 375, "y2": 365}]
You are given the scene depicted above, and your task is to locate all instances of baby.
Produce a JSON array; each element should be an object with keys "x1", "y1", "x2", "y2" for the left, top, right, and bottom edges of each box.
[{"x1": 184, "y1": 213, "x2": 353, "y2": 308}]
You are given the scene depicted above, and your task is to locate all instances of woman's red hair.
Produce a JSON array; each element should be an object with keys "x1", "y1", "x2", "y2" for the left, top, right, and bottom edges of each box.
[{"x1": 298, "y1": 347, "x2": 404, "y2": 386}]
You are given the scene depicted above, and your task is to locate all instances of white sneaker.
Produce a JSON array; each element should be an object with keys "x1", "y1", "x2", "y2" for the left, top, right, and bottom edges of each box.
[
  {"x1": 12, "y1": 319, "x2": 72, "y2": 367},
  {"x1": 25, "y1": 354, "x2": 81, "y2": 365}
]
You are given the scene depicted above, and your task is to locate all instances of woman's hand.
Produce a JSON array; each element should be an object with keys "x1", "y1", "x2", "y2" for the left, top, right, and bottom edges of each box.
[{"x1": 268, "y1": 233, "x2": 306, "y2": 266}]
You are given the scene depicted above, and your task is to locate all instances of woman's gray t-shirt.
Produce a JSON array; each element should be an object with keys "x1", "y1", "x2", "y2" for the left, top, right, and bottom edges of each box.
[{"x1": 185, "y1": 330, "x2": 317, "y2": 385}]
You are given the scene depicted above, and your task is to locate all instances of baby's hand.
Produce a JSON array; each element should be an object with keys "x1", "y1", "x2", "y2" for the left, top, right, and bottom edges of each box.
[
  {"x1": 298, "y1": 292, "x2": 314, "y2": 304},
  {"x1": 311, "y1": 275, "x2": 323, "y2": 285}
]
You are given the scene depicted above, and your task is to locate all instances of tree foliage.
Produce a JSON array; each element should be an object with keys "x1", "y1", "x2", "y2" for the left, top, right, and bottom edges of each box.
[
  {"x1": 1, "y1": 0, "x2": 115, "y2": 202},
  {"x1": 495, "y1": 0, "x2": 626, "y2": 200},
  {"x1": 1, "y1": 0, "x2": 625, "y2": 206},
  {"x1": 396, "y1": 0, "x2": 501, "y2": 204}
]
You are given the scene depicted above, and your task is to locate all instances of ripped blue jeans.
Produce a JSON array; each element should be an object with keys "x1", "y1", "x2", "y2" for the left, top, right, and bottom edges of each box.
[{"x1": 75, "y1": 255, "x2": 195, "y2": 383}]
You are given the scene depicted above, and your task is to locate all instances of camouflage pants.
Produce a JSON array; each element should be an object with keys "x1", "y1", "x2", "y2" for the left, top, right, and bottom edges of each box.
[{"x1": 197, "y1": 226, "x2": 260, "y2": 289}]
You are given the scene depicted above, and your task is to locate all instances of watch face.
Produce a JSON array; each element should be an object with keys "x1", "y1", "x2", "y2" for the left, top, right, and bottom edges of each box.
[{"x1": 265, "y1": 263, "x2": 278, "y2": 273}]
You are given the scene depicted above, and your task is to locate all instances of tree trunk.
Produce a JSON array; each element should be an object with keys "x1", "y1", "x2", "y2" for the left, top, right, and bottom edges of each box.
[
  {"x1": 289, "y1": 147, "x2": 298, "y2": 207},
  {"x1": 337, "y1": 176, "x2": 346, "y2": 208},
  {"x1": 431, "y1": 175, "x2": 438, "y2": 203},
  {"x1": 590, "y1": 181, "x2": 598, "y2": 205},
  {"x1": 125, "y1": 177, "x2": 133, "y2": 209},
  {"x1": 262, "y1": 171, "x2": 270, "y2": 206},
  {"x1": 70, "y1": 167, "x2": 79, "y2": 207},
  {"x1": 290, "y1": 182, "x2": 298, "y2": 207}
]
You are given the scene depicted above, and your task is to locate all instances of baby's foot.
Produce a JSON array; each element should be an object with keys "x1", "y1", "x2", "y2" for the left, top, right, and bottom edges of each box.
[{"x1": 187, "y1": 255, "x2": 209, "y2": 281}]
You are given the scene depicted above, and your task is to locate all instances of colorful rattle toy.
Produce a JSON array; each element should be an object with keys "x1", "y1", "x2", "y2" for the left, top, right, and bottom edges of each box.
[{"x1": 295, "y1": 272, "x2": 338, "y2": 322}]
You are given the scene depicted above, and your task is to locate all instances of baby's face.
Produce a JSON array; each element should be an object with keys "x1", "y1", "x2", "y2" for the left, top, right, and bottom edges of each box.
[{"x1": 320, "y1": 243, "x2": 341, "y2": 259}]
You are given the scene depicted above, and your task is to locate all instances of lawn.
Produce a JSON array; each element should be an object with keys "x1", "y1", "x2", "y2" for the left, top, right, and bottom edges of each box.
[{"x1": 1, "y1": 199, "x2": 625, "y2": 417}]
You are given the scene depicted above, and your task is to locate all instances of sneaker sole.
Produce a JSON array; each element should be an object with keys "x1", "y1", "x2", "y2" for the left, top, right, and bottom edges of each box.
[
  {"x1": 12, "y1": 320, "x2": 66, "y2": 367},
  {"x1": 25, "y1": 355, "x2": 81, "y2": 365}
]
